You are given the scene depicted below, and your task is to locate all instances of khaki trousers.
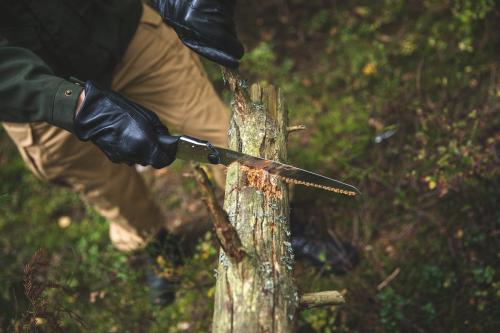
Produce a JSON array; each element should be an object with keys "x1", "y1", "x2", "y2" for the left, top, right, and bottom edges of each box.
[{"x1": 2, "y1": 5, "x2": 229, "y2": 251}]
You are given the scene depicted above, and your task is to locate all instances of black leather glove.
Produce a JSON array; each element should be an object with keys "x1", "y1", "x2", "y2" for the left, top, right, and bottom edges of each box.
[
  {"x1": 150, "y1": 0, "x2": 244, "y2": 68},
  {"x1": 74, "y1": 81, "x2": 179, "y2": 169}
]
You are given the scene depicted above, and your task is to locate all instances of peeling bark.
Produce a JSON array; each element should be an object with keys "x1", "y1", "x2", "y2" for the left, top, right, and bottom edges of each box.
[{"x1": 212, "y1": 83, "x2": 298, "y2": 333}]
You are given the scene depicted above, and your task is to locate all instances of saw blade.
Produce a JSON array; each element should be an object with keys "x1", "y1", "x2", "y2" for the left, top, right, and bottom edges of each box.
[{"x1": 172, "y1": 136, "x2": 361, "y2": 197}]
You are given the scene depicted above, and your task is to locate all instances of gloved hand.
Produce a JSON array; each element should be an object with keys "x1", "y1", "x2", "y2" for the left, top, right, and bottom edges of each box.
[
  {"x1": 74, "y1": 81, "x2": 179, "y2": 169},
  {"x1": 150, "y1": 0, "x2": 244, "y2": 68}
]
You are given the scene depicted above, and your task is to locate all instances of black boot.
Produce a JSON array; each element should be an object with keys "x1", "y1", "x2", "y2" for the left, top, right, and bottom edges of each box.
[
  {"x1": 291, "y1": 236, "x2": 359, "y2": 275},
  {"x1": 144, "y1": 229, "x2": 184, "y2": 306}
]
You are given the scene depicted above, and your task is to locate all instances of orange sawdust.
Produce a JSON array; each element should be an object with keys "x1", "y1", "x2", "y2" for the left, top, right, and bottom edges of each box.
[{"x1": 241, "y1": 165, "x2": 283, "y2": 199}]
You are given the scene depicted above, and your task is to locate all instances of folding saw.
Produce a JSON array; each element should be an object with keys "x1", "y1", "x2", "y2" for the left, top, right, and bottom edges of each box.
[{"x1": 160, "y1": 135, "x2": 361, "y2": 197}]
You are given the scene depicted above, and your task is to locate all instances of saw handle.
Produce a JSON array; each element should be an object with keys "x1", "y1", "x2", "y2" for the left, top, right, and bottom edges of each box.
[
  {"x1": 158, "y1": 134, "x2": 221, "y2": 165},
  {"x1": 177, "y1": 136, "x2": 221, "y2": 164},
  {"x1": 157, "y1": 133, "x2": 181, "y2": 160}
]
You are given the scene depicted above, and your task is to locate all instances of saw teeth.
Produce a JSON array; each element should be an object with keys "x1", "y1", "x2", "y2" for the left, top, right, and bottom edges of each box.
[{"x1": 277, "y1": 175, "x2": 357, "y2": 196}]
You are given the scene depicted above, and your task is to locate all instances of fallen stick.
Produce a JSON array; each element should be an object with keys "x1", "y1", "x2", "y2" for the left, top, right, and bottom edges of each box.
[
  {"x1": 377, "y1": 267, "x2": 401, "y2": 291},
  {"x1": 300, "y1": 291, "x2": 346, "y2": 309}
]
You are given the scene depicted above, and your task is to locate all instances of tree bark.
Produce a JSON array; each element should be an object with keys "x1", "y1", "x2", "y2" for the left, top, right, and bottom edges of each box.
[{"x1": 212, "y1": 82, "x2": 298, "y2": 333}]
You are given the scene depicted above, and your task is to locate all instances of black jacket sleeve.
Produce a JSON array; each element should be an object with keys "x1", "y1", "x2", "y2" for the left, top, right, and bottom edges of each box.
[{"x1": 0, "y1": 34, "x2": 83, "y2": 131}]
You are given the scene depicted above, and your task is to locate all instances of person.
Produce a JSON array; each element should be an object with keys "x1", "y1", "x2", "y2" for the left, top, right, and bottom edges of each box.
[{"x1": 1, "y1": 0, "x2": 357, "y2": 306}]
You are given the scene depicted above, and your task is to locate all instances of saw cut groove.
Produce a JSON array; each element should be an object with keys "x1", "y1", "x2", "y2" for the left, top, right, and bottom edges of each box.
[{"x1": 241, "y1": 165, "x2": 283, "y2": 199}]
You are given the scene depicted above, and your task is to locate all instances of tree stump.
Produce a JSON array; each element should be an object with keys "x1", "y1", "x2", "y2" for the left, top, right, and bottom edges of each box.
[{"x1": 212, "y1": 82, "x2": 298, "y2": 333}]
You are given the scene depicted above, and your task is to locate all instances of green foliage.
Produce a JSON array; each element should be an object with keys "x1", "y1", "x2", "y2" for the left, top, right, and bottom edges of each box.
[
  {"x1": 301, "y1": 308, "x2": 339, "y2": 333},
  {"x1": 235, "y1": 0, "x2": 499, "y2": 331},
  {"x1": 377, "y1": 287, "x2": 407, "y2": 333},
  {"x1": 0, "y1": 137, "x2": 218, "y2": 332},
  {"x1": 243, "y1": 42, "x2": 276, "y2": 78}
]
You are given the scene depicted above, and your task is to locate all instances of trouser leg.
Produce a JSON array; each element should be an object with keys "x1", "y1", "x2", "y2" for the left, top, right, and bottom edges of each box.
[
  {"x1": 1, "y1": 121, "x2": 164, "y2": 251},
  {"x1": 111, "y1": 5, "x2": 229, "y2": 188},
  {"x1": 1, "y1": 5, "x2": 229, "y2": 252}
]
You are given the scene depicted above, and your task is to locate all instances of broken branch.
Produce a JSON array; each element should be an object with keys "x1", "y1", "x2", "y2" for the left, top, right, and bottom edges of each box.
[
  {"x1": 299, "y1": 291, "x2": 345, "y2": 309},
  {"x1": 221, "y1": 67, "x2": 250, "y2": 115},
  {"x1": 221, "y1": 67, "x2": 241, "y2": 93},
  {"x1": 287, "y1": 125, "x2": 307, "y2": 134},
  {"x1": 192, "y1": 164, "x2": 245, "y2": 262}
]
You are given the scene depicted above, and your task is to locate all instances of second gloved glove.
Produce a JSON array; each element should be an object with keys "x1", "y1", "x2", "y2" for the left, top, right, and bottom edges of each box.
[
  {"x1": 74, "y1": 81, "x2": 179, "y2": 169},
  {"x1": 150, "y1": 0, "x2": 244, "y2": 68}
]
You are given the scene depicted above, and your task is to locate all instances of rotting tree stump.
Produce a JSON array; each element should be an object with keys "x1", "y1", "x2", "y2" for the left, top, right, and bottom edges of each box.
[{"x1": 212, "y1": 81, "x2": 298, "y2": 333}]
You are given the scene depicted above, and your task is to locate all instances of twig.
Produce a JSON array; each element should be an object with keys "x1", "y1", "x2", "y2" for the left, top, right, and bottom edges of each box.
[
  {"x1": 299, "y1": 291, "x2": 345, "y2": 309},
  {"x1": 416, "y1": 58, "x2": 424, "y2": 97},
  {"x1": 287, "y1": 125, "x2": 307, "y2": 134},
  {"x1": 192, "y1": 164, "x2": 245, "y2": 262},
  {"x1": 22, "y1": 249, "x2": 74, "y2": 332},
  {"x1": 377, "y1": 267, "x2": 401, "y2": 291},
  {"x1": 221, "y1": 67, "x2": 250, "y2": 115},
  {"x1": 221, "y1": 68, "x2": 241, "y2": 92}
]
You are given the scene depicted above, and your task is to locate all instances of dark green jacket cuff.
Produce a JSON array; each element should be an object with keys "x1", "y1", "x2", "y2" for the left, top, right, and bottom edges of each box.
[
  {"x1": 51, "y1": 80, "x2": 83, "y2": 132},
  {"x1": 0, "y1": 34, "x2": 83, "y2": 131}
]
